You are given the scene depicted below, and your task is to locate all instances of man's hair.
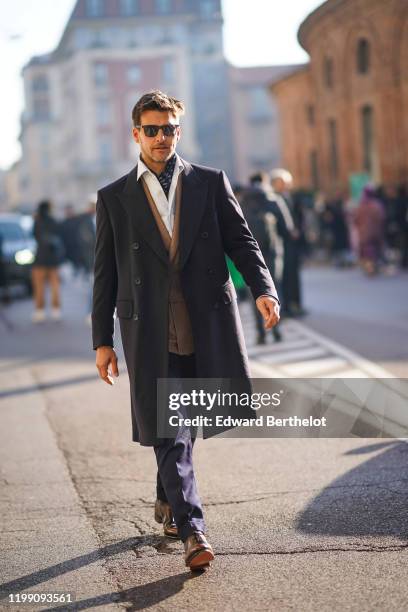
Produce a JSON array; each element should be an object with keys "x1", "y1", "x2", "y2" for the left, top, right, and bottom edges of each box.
[
  {"x1": 249, "y1": 172, "x2": 267, "y2": 186},
  {"x1": 132, "y1": 90, "x2": 185, "y2": 126}
]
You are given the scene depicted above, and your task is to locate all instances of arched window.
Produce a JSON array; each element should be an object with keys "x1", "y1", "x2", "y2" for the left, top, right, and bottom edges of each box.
[
  {"x1": 328, "y1": 118, "x2": 339, "y2": 180},
  {"x1": 323, "y1": 57, "x2": 334, "y2": 89},
  {"x1": 32, "y1": 75, "x2": 48, "y2": 93},
  {"x1": 357, "y1": 38, "x2": 370, "y2": 74},
  {"x1": 361, "y1": 105, "x2": 374, "y2": 173}
]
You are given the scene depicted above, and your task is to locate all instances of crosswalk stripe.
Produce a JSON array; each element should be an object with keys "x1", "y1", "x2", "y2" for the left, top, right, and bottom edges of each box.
[
  {"x1": 257, "y1": 346, "x2": 329, "y2": 365},
  {"x1": 280, "y1": 356, "x2": 348, "y2": 377},
  {"x1": 238, "y1": 300, "x2": 394, "y2": 379},
  {"x1": 247, "y1": 338, "x2": 312, "y2": 358}
]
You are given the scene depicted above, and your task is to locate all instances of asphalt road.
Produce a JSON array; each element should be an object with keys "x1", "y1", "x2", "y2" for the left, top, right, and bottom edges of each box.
[{"x1": 0, "y1": 266, "x2": 407, "y2": 611}]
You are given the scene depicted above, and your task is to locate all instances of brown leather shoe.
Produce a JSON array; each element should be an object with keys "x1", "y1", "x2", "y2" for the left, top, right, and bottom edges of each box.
[
  {"x1": 184, "y1": 531, "x2": 215, "y2": 570},
  {"x1": 154, "y1": 499, "x2": 179, "y2": 538}
]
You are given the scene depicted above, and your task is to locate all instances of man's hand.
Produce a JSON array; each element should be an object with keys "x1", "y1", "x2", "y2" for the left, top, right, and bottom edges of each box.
[
  {"x1": 256, "y1": 296, "x2": 280, "y2": 330},
  {"x1": 96, "y1": 346, "x2": 119, "y2": 385}
]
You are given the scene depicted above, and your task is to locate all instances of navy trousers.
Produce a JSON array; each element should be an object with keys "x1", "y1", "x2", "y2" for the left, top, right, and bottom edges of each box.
[{"x1": 154, "y1": 352, "x2": 206, "y2": 542}]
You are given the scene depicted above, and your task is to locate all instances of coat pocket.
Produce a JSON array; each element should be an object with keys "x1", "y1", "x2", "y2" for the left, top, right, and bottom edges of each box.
[
  {"x1": 214, "y1": 279, "x2": 237, "y2": 307},
  {"x1": 116, "y1": 300, "x2": 133, "y2": 319}
]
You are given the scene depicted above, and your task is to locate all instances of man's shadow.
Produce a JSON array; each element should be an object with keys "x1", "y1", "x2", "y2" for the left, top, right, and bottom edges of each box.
[
  {"x1": 296, "y1": 440, "x2": 408, "y2": 540},
  {"x1": 0, "y1": 535, "x2": 200, "y2": 610}
]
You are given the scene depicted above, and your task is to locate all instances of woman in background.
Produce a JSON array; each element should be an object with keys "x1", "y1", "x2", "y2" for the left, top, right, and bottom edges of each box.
[
  {"x1": 354, "y1": 185, "x2": 385, "y2": 276},
  {"x1": 31, "y1": 200, "x2": 65, "y2": 322}
]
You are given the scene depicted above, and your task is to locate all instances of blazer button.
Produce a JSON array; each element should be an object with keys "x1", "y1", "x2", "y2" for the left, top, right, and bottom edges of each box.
[
  {"x1": 201, "y1": 231, "x2": 209, "y2": 239},
  {"x1": 131, "y1": 242, "x2": 140, "y2": 251},
  {"x1": 134, "y1": 277, "x2": 141, "y2": 285},
  {"x1": 207, "y1": 268, "x2": 214, "y2": 275},
  {"x1": 133, "y1": 314, "x2": 139, "y2": 321}
]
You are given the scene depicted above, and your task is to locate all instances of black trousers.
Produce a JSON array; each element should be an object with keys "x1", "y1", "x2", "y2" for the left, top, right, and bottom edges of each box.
[{"x1": 154, "y1": 352, "x2": 205, "y2": 542}]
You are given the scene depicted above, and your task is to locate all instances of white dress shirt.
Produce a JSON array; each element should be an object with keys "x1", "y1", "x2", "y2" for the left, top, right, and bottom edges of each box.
[{"x1": 137, "y1": 153, "x2": 184, "y2": 237}]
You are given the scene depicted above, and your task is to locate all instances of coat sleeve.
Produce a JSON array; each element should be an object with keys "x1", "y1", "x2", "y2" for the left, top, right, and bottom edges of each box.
[
  {"x1": 91, "y1": 190, "x2": 118, "y2": 350},
  {"x1": 216, "y1": 170, "x2": 280, "y2": 303}
]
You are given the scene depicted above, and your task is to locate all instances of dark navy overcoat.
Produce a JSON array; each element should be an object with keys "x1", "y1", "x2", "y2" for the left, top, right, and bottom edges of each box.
[{"x1": 92, "y1": 159, "x2": 278, "y2": 445}]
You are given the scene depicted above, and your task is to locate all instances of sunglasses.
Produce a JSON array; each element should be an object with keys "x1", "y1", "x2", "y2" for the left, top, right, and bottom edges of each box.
[{"x1": 135, "y1": 124, "x2": 180, "y2": 137}]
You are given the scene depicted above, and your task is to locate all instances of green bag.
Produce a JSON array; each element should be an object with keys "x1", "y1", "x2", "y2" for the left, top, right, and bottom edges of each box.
[{"x1": 226, "y1": 256, "x2": 245, "y2": 290}]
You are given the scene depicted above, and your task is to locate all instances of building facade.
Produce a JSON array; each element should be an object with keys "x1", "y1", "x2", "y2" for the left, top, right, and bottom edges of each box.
[
  {"x1": 271, "y1": 0, "x2": 408, "y2": 196},
  {"x1": 15, "y1": 0, "x2": 235, "y2": 211},
  {"x1": 230, "y1": 65, "x2": 302, "y2": 185}
]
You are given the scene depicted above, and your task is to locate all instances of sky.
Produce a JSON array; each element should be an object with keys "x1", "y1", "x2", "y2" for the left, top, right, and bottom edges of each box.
[{"x1": 0, "y1": 0, "x2": 322, "y2": 171}]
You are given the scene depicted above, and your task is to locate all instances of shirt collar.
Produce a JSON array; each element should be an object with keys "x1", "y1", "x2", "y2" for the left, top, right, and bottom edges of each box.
[{"x1": 137, "y1": 153, "x2": 184, "y2": 181}]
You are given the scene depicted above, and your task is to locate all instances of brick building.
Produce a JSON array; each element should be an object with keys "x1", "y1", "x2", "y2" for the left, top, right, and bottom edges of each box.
[{"x1": 271, "y1": 0, "x2": 408, "y2": 196}]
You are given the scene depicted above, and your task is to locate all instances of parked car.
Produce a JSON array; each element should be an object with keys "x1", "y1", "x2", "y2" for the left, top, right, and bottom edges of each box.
[{"x1": 0, "y1": 214, "x2": 37, "y2": 295}]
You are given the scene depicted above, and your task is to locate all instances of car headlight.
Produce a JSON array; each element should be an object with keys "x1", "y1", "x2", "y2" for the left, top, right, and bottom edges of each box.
[{"x1": 15, "y1": 249, "x2": 35, "y2": 265}]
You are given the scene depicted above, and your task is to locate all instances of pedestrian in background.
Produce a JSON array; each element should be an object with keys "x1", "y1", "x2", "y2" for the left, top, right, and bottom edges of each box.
[
  {"x1": 398, "y1": 184, "x2": 408, "y2": 269},
  {"x1": 241, "y1": 172, "x2": 288, "y2": 343},
  {"x1": 270, "y1": 168, "x2": 306, "y2": 317},
  {"x1": 354, "y1": 185, "x2": 385, "y2": 276},
  {"x1": 60, "y1": 204, "x2": 82, "y2": 277},
  {"x1": 31, "y1": 200, "x2": 65, "y2": 322},
  {"x1": 76, "y1": 194, "x2": 97, "y2": 324},
  {"x1": 324, "y1": 193, "x2": 352, "y2": 267}
]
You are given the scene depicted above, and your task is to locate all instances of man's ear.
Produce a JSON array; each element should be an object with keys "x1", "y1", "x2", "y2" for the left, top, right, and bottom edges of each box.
[{"x1": 132, "y1": 127, "x2": 140, "y2": 144}]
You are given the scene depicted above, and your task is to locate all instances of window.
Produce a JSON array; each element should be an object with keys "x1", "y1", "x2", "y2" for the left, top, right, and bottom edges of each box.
[
  {"x1": 127, "y1": 64, "x2": 141, "y2": 84},
  {"x1": 357, "y1": 38, "x2": 370, "y2": 74},
  {"x1": 250, "y1": 87, "x2": 268, "y2": 113},
  {"x1": 74, "y1": 28, "x2": 91, "y2": 48},
  {"x1": 99, "y1": 136, "x2": 112, "y2": 163},
  {"x1": 310, "y1": 150, "x2": 319, "y2": 190},
  {"x1": 94, "y1": 63, "x2": 108, "y2": 86},
  {"x1": 96, "y1": 98, "x2": 111, "y2": 126},
  {"x1": 306, "y1": 104, "x2": 315, "y2": 126},
  {"x1": 155, "y1": 0, "x2": 171, "y2": 14},
  {"x1": 328, "y1": 118, "x2": 338, "y2": 180},
  {"x1": 91, "y1": 29, "x2": 109, "y2": 48},
  {"x1": 86, "y1": 0, "x2": 104, "y2": 17},
  {"x1": 120, "y1": 0, "x2": 139, "y2": 16},
  {"x1": 200, "y1": 1, "x2": 217, "y2": 18},
  {"x1": 32, "y1": 75, "x2": 48, "y2": 93},
  {"x1": 33, "y1": 98, "x2": 50, "y2": 121},
  {"x1": 323, "y1": 57, "x2": 334, "y2": 89},
  {"x1": 361, "y1": 105, "x2": 374, "y2": 173}
]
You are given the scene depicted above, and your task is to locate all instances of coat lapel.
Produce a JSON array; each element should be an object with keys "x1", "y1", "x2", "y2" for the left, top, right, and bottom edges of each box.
[
  {"x1": 117, "y1": 165, "x2": 169, "y2": 266},
  {"x1": 179, "y1": 159, "x2": 208, "y2": 269}
]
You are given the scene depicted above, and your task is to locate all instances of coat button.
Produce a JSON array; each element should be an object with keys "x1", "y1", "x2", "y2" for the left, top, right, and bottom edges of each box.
[
  {"x1": 133, "y1": 314, "x2": 139, "y2": 321},
  {"x1": 207, "y1": 268, "x2": 214, "y2": 275},
  {"x1": 131, "y1": 242, "x2": 140, "y2": 251},
  {"x1": 201, "y1": 231, "x2": 209, "y2": 239},
  {"x1": 134, "y1": 277, "x2": 141, "y2": 285}
]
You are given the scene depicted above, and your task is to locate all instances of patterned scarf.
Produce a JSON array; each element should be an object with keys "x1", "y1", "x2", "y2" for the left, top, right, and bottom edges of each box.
[{"x1": 157, "y1": 154, "x2": 177, "y2": 199}]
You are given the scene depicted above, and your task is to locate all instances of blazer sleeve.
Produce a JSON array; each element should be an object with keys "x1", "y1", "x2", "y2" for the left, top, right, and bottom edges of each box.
[
  {"x1": 216, "y1": 170, "x2": 280, "y2": 303},
  {"x1": 91, "y1": 190, "x2": 118, "y2": 349}
]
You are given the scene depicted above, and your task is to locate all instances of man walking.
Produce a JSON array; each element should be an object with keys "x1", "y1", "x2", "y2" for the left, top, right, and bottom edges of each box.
[
  {"x1": 270, "y1": 169, "x2": 306, "y2": 317},
  {"x1": 92, "y1": 91, "x2": 280, "y2": 570}
]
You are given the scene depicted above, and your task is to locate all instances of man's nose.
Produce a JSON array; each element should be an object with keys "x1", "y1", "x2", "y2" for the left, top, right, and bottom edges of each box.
[{"x1": 155, "y1": 129, "x2": 166, "y2": 142}]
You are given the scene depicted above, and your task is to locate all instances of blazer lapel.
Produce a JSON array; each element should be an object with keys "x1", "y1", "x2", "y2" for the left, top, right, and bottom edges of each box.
[
  {"x1": 179, "y1": 159, "x2": 208, "y2": 269},
  {"x1": 117, "y1": 164, "x2": 169, "y2": 266}
]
